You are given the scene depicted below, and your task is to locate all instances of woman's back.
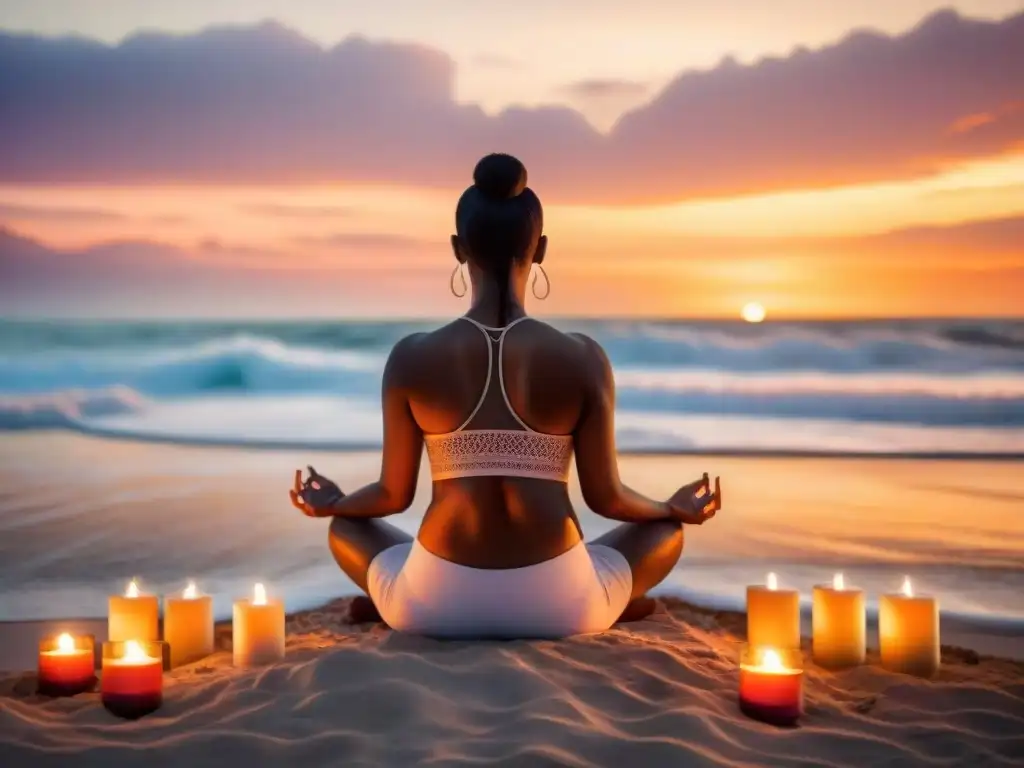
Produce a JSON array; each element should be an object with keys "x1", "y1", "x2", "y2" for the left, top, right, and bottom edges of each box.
[
  {"x1": 397, "y1": 314, "x2": 590, "y2": 568},
  {"x1": 296, "y1": 153, "x2": 718, "y2": 638}
]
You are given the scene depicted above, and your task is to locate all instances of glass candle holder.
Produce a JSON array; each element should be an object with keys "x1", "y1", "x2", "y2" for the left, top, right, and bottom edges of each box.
[
  {"x1": 101, "y1": 640, "x2": 164, "y2": 719},
  {"x1": 37, "y1": 633, "x2": 96, "y2": 696},
  {"x1": 738, "y1": 644, "x2": 804, "y2": 727}
]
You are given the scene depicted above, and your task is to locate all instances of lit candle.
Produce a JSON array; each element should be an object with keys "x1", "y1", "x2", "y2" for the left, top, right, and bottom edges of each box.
[
  {"x1": 108, "y1": 579, "x2": 159, "y2": 642},
  {"x1": 738, "y1": 645, "x2": 804, "y2": 726},
  {"x1": 101, "y1": 640, "x2": 163, "y2": 719},
  {"x1": 37, "y1": 632, "x2": 96, "y2": 696},
  {"x1": 812, "y1": 572, "x2": 866, "y2": 669},
  {"x1": 879, "y1": 576, "x2": 940, "y2": 677},
  {"x1": 164, "y1": 580, "x2": 215, "y2": 668},
  {"x1": 232, "y1": 582, "x2": 285, "y2": 667},
  {"x1": 746, "y1": 572, "x2": 801, "y2": 651}
]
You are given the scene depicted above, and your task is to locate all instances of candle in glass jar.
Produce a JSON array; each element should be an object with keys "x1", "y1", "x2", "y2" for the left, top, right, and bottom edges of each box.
[
  {"x1": 164, "y1": 581, "x2": 215, "y2": 668},
  {"x1": 101, "y1": 640, "x2": 163, "y2": 719},
  {"x1": 37, "y1": 632, "x2": 96, "y2": 696},
  {"x1": 108, "y1": 579, "x2": 159, "y2": 642},
  {"x1": 879, "y1": 576, "x2": 940, "y2": 677},
  {"x1": 738, "y1": 645, "x2": 804, "y2": 726},
  {"x1": 812, "y1": 572, "x2": 866, "y2": 669},
  {"x1": 747, "y1": 572, "x2": 801, "y2": 651},
  {"x1": 233, "y1": 583, "x2": 285, "y2": 667}
]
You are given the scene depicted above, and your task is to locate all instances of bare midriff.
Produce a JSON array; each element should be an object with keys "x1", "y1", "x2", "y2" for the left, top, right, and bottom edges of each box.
[{"x1": 416, "y1": 476, "x2": 583, "y2": 569}]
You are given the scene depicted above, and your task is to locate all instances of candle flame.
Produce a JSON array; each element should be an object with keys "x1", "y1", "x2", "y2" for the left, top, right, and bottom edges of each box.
[
  {"x1": 766, "y1": 572, "x2": 778, "y2": 591},
  {"x1": 760, "y1": 649, "x2": 786, "y2": 672},
  {"x1": 833, "y1": 572, "x2": 845, "y2": 591},
  {"x1": 56, "y1": 633, "x2": 75, "y2": 653},
  {"x1": 122, "y1": 640, "x2": 148, "y2": 663},
  {"x1": 901, "y1": 575, "x2": 914, "y2": 598},
  {"x1": 183, "y1": 581, "x2": 198, "y2": 599},
  {"x1": 254, "y1": 582, "x2": 267, "y2": 606},
  {"x1": 125, "y1": 579, "x2": 139, "y2": 598}
]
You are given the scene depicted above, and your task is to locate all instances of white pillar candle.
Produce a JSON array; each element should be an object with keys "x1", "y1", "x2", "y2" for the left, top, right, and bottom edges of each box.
[
  {"x1": 108, "y1": 579, "x2": 159, "y2": 642},
  {"x1": 232, "y1": 583, "x2": 285, "y2": 667},
  {"x1": 879, "y1": 576, "x2": 939, "y2": 677},
  {"x1": 746, "y1": 572, "x2": 801, "y2": 651},
  {"x1": 164, "y1": 581, "x2": 215, "y2": 668},
  {"x1": 812, "y1": 572, "x2": 866, "y2": 669}
]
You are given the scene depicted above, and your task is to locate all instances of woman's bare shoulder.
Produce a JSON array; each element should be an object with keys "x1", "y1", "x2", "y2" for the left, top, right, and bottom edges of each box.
[
  {"x1": 382, "y1": 331, "x2": 430, "y2": 380},
  {"x1": 384, "y1": 322, "x2": 473, "y2": 377},
  {"x1": 562, "y1": 330, "x2": 611, "y2": 370},
  {"x1": 519, "y1": 323, "x2": 612, "y2": 387}
]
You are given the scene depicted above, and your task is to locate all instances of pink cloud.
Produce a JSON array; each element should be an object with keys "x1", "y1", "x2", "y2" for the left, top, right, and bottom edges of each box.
[{"x1": 0, "y1": 10, "x2": 1021, "y2": 204}]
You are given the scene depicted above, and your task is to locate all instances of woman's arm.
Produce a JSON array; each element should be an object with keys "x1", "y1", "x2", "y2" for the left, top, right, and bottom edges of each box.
[
  {"x1": 571, "y1": 334, "x2": 675, "y2": 523},
  {"x1": 321, "y1": 335, "x2": 425, "y2": 518},
  {"x1": 571, "y1": 334, "x2": 717, "y2": 524}
]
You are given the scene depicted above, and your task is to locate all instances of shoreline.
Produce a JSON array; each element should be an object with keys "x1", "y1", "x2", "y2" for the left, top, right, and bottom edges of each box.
[
  {"x1": 8, "y1": 425, "x2": 1024, "y2": 461},
  {"x1": 3, "y1": 433, "x2": 1022, "y2": 668}
]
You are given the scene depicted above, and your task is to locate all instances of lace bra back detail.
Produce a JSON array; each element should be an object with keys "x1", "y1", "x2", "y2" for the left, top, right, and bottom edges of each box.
[{"x1": 424, "y1": 317, "x2": 574, "y2": 483}]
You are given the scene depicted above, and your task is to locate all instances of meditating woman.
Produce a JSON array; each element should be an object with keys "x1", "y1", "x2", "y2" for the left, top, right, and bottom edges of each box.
[{"x1": 289, "y1": 153, "x2": 721, "y2": 638}]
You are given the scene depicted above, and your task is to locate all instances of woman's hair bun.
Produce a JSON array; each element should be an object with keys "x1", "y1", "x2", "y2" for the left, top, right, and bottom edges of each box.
[{"x1": 472, "y1": 153, "x2": 527, "y2": 200}]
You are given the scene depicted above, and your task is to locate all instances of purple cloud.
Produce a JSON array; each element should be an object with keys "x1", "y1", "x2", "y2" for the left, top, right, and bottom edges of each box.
[
  {"x1": 0, "y1": 226, "x2": 442, "y2": 317},
  {"x1": 0, "y1": 8, "x2": 1022, "y2": 205}
]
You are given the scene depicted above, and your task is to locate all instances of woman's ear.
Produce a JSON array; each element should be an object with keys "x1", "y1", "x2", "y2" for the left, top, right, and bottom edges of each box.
[
  {"x1": 451, "y1": 234, "x2": 467, "y2": 265},
  {"x1": 533, "y1": 235, "x2": 548, "y2": 265}
]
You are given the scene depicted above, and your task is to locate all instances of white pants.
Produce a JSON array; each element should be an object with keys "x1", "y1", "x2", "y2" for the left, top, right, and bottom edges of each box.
[{"x1": 367, "y1": 540, "x2": 633, "y2": 639}]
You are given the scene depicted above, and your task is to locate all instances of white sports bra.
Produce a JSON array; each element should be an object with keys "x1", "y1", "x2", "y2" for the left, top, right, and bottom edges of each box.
[{"x1": 423, "y1": 316, "x2": 574, "y2": 483}]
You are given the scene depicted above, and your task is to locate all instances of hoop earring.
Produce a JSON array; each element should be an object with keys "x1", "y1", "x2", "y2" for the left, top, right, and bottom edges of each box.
[
  {"x1": 450, "y1": 264, "x2": 467, "y2": 298},
  {"x1": 531, "y1": 264, "x2": 550, "y2": 300}
]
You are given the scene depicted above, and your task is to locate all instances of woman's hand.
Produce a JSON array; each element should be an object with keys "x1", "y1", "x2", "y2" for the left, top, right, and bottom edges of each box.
[
  {"x1": 289, "y1": 466, "x2": 345, "y2": 518},
  {"x1": 667, "y1": 473, "x2": 721, "y2": 524}
]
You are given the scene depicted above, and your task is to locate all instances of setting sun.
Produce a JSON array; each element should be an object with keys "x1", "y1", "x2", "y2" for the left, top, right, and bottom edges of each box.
[{"x1": 741, "y1": 302, "x2": 767, "y2": 323}]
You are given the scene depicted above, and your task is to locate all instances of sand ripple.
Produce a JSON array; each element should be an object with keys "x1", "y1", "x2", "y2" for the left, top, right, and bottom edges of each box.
[{"x1": 1, "y1": 598, "x2": 1022, "y2": 767}]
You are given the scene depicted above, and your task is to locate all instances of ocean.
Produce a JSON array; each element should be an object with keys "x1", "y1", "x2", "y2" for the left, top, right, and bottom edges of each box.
[
  {"x1": 1, "y1": 318, "x2": 1022, "y2": 631},
  {"x1": 2, "y1": 317, "x2": 1023, "y2": 455}
]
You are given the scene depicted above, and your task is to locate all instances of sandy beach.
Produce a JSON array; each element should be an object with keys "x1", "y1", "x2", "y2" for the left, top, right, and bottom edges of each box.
[
  {"x1": 1, "y1": 433, "x2": 1023, "y2": 766},
  {"x1": 0, "y1": 596, "x2": 1021, "y2": 767}
]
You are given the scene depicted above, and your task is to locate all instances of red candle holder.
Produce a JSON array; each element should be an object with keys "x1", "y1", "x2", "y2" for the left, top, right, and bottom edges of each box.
[
  {"x1": 738, "y1": 644, "x2": 804, "y2": 727},
  {"x1": 37, "y1": 633, "x2": 96, "y2": 696},
  {"x1": 101, "y1": 640, "x2": 164, "y2": 719}
]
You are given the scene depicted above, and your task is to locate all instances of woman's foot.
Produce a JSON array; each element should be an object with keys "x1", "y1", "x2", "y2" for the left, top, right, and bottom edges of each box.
[
  {"x1": 616, "y1": 595, "x2": 657, "y2": 623},
  {"x1": 349, "y1": 595, "x2": 383, "y2": 624}
]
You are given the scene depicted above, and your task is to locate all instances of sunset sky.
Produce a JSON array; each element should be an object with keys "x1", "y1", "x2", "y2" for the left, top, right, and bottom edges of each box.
[{"x1": 1, "y1": 0, "x2": 1023, "y2": 319}]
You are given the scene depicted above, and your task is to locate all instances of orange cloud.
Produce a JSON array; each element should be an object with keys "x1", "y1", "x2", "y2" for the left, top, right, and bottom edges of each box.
[
  {"x1": 949, "y1": 100, "x2": 1024, "y2": 136},
  {"x1": 3, "y1": 216, "x2": 1022, "y2": 319},
  {"x1": 949, "y1": 112, "x2": 999, "y2": 135}
]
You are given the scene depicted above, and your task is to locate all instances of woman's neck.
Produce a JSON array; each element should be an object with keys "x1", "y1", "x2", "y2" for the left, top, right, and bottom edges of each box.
[{"x1": 466, "y1": 278, "x2": 527, "y2": 327}]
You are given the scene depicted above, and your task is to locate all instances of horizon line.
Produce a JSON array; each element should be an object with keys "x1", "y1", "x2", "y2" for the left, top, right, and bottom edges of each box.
[{"x1": 1, "y1": 314, "x2": 1022, "y2": 324}]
